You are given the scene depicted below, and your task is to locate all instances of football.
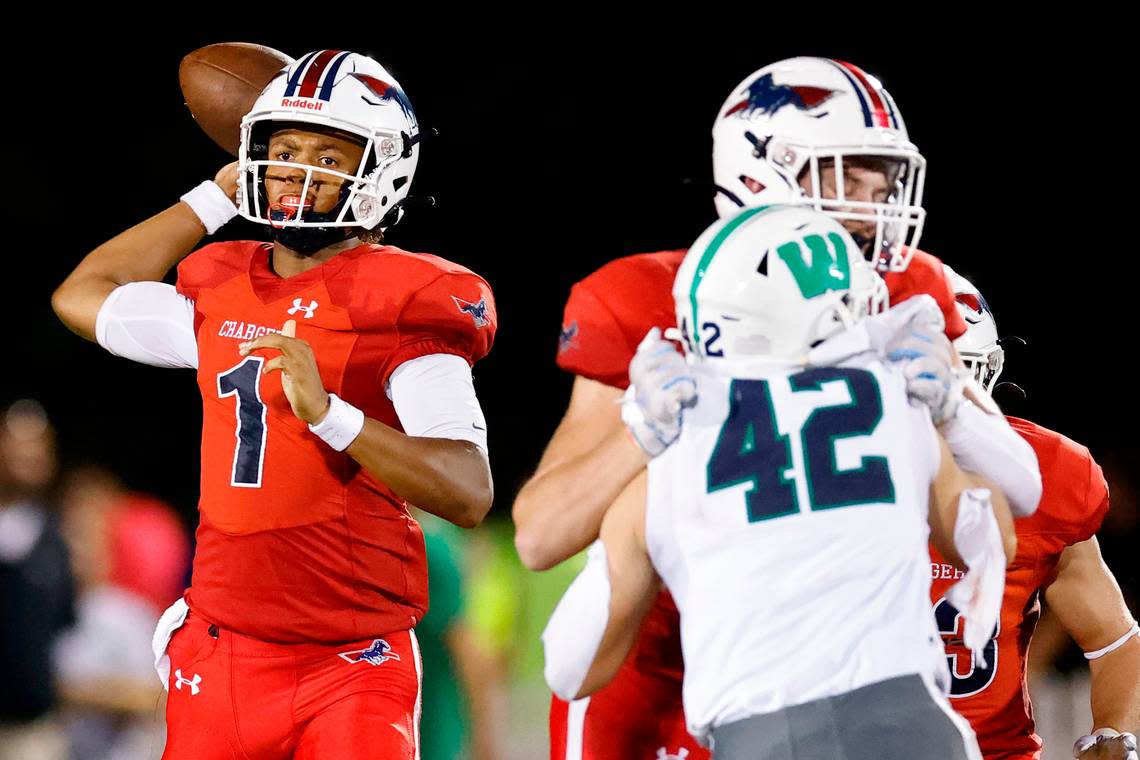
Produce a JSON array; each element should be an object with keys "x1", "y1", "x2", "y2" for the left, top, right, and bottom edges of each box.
[{"x1": 179, "y1": 43, "x2": 294, "y2": 156}]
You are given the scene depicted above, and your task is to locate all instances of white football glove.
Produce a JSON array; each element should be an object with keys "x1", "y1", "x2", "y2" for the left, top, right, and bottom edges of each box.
[
  {"x1": 884, "y1": 306, "x2": 964, "y2": 426},
  {"x1": 621, "y1": 328, "x2": 697, "y2": 457},
  {"x1": 1074, "y1": 729, "x2": 1138, "y2": 760}
]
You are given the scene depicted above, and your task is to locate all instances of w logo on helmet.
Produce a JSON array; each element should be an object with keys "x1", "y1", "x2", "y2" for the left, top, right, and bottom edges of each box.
[
  {"x1": 724, "y1": 73, "x2": 838, "y2": 119},
  {"x1": 775, "y1": 233, "x2": 851, "y2": 299}
]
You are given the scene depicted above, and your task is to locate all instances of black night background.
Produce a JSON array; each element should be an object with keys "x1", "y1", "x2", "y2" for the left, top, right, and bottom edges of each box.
[{"x1": 11, "y1": 22, "x2": 1134, "y2": 602}]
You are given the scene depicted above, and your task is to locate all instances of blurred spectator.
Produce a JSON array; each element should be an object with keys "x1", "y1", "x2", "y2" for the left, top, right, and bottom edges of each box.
[
  {"x1": 52, "y1": 465, "x2": 191, "y2": 760},
  {"x1": 415, "y1": 510, "x2": 506, "y2": 760},
  {"x1": 0, "y1": 400, "x2": 74, "y2": 760},
  {"x1": 465, "y1": 517, "x2": 584, "y2": 758}
]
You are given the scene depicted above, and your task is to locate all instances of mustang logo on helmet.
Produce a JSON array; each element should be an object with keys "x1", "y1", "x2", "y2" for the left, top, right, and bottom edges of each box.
[
  {"x1": 723, "y1": 73, "x2": 839, "y2": 119},
  {"x1": 351, "y1": 74, "x2": 417, "y2": 125},
  {"x1": 954, "y1": 292, "x2": 994, "y2": 325}
]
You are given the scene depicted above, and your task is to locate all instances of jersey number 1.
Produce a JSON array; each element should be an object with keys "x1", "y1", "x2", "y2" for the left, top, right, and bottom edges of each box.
[
  {"x1": 217, "y1": 357, "x2": 268, "y2": 488},
  {"x1": 707, "y1": 367, "x2": 895, "y2": 522}
]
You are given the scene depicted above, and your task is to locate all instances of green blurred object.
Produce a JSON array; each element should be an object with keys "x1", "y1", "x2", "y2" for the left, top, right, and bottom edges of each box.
[
  {"x1": 418, "y1": 513, "x2": 470, "y2": 760},
  {"x1": 464, "y1": 517, "x2": 585, "y2": 754}
]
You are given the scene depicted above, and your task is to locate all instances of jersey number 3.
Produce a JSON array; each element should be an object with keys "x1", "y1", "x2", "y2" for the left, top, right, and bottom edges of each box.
[
  {"x1": 217, "y1": 357, "x2": 268, "y2": 488},
  {"x1": 707, "y1": 367, "x2": 895, "y2": 522}
]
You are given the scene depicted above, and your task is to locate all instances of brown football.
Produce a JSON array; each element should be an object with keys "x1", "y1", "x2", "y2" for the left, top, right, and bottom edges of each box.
[{"x1": 179, "y1": 43, "x2": 294, "y2": 156}]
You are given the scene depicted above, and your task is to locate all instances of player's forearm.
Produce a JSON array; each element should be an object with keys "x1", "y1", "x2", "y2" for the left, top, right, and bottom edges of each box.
[
  {"x1": 542, "y1": 541, "x2": 657, "y2": 701},
  {"x1": 53, "y1": 202, "x2": 207, "y2": 341},
  {"x1": 512, "y1": 427, "x2": 646, "y2": 571},
  {"x1": 346, "y1": 418, "x2": 493, "y2": 528},
  {"x1": 940, "y1": 402, "x2": 1042, "y2": 517},
  {"x1": 1089, "y1": 635, "x2": 1140, "y2": 731}
]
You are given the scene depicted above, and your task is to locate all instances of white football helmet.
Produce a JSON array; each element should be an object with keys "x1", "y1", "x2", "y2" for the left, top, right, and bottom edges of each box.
[
  {"x1": 712, "y1": 57, "x2": 926, "y2": 272},
  {"x1": 237, "y1": 50, "x2": 420, "y2": 245},
  {"x1": 944, "y1": 264, "x2": 1004, "y2": 392},
  {"x1": 674, "y1": 205, "x2": 887, "y2": 362}
]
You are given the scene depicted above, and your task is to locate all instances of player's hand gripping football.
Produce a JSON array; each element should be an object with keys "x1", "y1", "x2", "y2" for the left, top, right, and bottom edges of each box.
[
  {"x1": 621, "y1": 327, "x2": 697, "y2": 457},
  {"x1": 239, "y1": 320, "x2": 331, "y2": 425}
]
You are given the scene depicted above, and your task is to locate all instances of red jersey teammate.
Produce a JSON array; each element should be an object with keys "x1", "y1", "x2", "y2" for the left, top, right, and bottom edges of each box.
[
  {"x1": 52, "y1": 51, "x2": 496, "y2": 760},
  {"x1": 931, "y1": 270, "x2": 1139, "y2": 760},
  {"x1": 513, "y1": 57, "x2": 1042, "y2": 760}
]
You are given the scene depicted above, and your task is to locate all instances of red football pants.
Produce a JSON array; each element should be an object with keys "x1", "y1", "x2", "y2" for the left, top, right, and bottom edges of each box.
[
  {"x1": 548, "y1": 656, "x2": 709, "y2": 760},
  {"x1": 161, "y1": 612, "x2": 422, "y2": 759}
]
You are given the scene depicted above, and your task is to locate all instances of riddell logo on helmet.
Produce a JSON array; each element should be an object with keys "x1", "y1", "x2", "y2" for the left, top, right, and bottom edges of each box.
[{"x1": 280, "y1": 98, "x2": 324, "y2": 111}]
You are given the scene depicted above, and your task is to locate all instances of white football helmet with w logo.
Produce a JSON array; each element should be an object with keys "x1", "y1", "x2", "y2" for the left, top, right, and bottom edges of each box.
[
  {"x1": 237, "y1": 50, "x2": 420, "y2": 234},
  {"x1": 673, "y1": 205, "x2": 887, "y2": 362},
  {"x1": 712, "y1": 57, "x2": 926, "y2": 272}
]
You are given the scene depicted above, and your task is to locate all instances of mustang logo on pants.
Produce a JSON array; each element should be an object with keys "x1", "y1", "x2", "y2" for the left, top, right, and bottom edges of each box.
[{"x1": 338, "y1": 639, "x2": 401, "y2": 666}]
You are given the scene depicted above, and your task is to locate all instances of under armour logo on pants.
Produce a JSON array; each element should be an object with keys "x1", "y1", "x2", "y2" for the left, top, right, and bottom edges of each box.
[{"x1": 174, "y1": 669, "x2": 202, "y2": 695}]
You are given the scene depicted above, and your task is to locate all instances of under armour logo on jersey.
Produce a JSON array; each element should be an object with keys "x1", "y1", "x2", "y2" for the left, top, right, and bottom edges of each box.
[
  {"x1": 452, "y1": 296, "x2": 489, "y2": 328},
  {"x1": 558, "y1": 321, "x2": 579, "y2": 354},
  {"x1": 338, "y1": 638, "x2": 402, "y2": 667},
  {"x1": 287, "y1": 299, "x2": 319, "y2": 319},
  {"x1": 724, "y1": 73, "x2": 838, "y2": 119},
  {"x1": 656, "y1": 748, "x2": 689, "y2": 760},
  {"x1": 173, "y1": 669, "x2": 202, "y2": 695}
]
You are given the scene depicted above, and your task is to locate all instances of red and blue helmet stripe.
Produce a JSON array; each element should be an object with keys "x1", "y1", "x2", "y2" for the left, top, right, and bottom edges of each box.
[
  {"x1": 824, "y1": 59, "x2": 899, "y2": 129},
  {"x1": 284, "y1": 50, "x2": 352, "y2": 101}
]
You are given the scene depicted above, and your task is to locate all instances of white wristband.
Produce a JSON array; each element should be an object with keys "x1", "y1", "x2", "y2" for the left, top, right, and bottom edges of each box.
[
  {"x1": 180, "y1": 180, "x2": 237, "y2": 234},
  {"x1": 1084, "y1": 621, "x2": 1139, "y2": 660},
  {"x1": 308, "y1": 394, "x2": 365, "y2": 452}
]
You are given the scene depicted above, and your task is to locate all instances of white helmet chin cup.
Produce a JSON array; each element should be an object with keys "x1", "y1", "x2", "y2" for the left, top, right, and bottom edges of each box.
[
  {"x1": 944, "y1": 264, "x2": 1005, "y2": 392},
  {"x1": 674, "y1": 204, "x2": 887, "y2": 363},
  {"x1": 712, "y1": 57, "x2": 926, "y2": 272},
  {"x1": 237, "y1": 50, "x2": 420, "y2": 233}
]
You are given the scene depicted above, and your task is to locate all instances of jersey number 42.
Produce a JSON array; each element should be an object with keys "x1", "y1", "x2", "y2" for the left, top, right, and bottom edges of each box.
[{"x1": 707, "y1": 367, "x2": 896, "y2": 522}]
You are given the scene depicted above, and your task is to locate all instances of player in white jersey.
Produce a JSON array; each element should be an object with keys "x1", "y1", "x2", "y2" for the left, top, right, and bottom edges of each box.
[{"x1": 542, "y1": 205, "x2": 1019, "y2": 760}]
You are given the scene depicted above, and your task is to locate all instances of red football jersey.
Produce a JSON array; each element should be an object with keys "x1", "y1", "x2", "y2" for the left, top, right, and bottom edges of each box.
[
  {"x1": 176, "y1": 241, "x2": 496, "y2": 644},
  {"x1": 929, "y1": 417, "x2": 1109, "y2": 760},
  {"x1": 556, "y1": 247, "x2": 964, "y2": 390}
]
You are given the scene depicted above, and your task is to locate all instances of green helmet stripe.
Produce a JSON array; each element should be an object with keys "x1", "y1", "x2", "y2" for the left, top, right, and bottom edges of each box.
[{"x1": 688, "y1": 205, "x2": 776, "y2": 348}]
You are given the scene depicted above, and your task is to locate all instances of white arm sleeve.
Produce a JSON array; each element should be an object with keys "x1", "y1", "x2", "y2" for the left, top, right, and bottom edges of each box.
[
  {"x1": 941, "y1": 400, "x2": 1043, "y2": 517},
  {"x1": 542, "y1": 540, "x2": 612, "y2": 701},
  {"x1": 94, "y1": 282, "x2": 198, "y2": 369},
  {"x1": 388, "y1": 353, "x2": 489, "y2": 454}
]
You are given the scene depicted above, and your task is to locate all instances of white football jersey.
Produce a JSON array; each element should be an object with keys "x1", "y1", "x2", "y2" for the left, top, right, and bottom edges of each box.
[{"x1": 647, "y1": 352, "x2": 947, "y2": 741}]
